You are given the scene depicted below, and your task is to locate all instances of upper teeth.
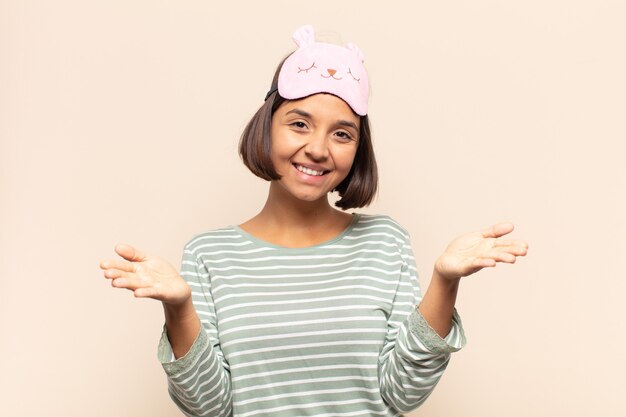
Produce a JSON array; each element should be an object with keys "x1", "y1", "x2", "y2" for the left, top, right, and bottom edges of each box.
[{"x1": 296, "y1": 164, "x2": 325, "y2": 176}]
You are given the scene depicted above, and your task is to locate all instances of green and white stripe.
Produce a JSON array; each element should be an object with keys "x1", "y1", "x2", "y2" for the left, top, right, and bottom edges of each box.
[{"x1": 158, "y1": 214, "x2": 465, "y2": 417}]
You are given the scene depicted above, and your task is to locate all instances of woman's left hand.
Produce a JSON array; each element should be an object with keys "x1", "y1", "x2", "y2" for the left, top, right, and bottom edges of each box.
[{"x1": 434, "y1": 222, "x2": 529, "y2": 281}]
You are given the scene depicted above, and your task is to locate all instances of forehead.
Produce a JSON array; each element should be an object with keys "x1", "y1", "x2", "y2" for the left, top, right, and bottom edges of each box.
[{"x1": 275, "y1": 93, "x2": 360, "y2": 123}]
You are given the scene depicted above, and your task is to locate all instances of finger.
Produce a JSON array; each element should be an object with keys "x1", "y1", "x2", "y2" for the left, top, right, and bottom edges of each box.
[
  {"x1": 134, "y1": 287, "x2": 159, "y2": 299},
  {"x1": 100, "y1": 258, "x2": 136, "y2": 272},
  {"x1": 486, "y1": 250, "x2": 517, "y2": 263},
  {"x1": 502, "y1": 240, "x2": 529, "y2": 252},
  {"x1": 481, "y1": 222, "x2": 514, "y2": 239},
  {"x1": 494, "y1": 238, "x2": 527, "y2": 247},
  {"x1": 111, "y1": 276, "x2": 146, "y2": 291},
  {"x1": 103, "y1": 268, "x2": 132, "y2": 279},
  {"x1": 111, "y1": 277, "x2": 132, "y2": 289},
  {"x1": 498, "y1": 244, "x2": 528, "y2": 257},
  {"x1": 506, "y1": 246, "x2": 528, "y2": 256},
  {"x1": 114, "y1": 244, "x2": 148, "y2": 262}
]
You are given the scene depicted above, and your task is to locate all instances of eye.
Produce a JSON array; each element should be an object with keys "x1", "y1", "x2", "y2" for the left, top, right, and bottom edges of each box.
[
  {"x1": 290, "y1": 121, "x2": 308, "y2": 129},
  {"x1": 348, "y1": 68, "x2": 360, "y2": 82},
  {"x1": 297, "y1": 62, "x2": 317, "y2": 74},
  {"x1": 334, "y1": 131, "x2": 355, "y2": 142}
]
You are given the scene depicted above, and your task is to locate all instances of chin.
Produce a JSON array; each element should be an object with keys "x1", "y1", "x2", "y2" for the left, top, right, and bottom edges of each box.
[
  {"x1": 291, "y1": 192, "x2": 328, "y2": 203},
  {"x1": 285, "y1": 186, "x2": 333, "y2": 202},
  {"x1": 274, "y1": 176, "x2": 343, "y2": 205}
]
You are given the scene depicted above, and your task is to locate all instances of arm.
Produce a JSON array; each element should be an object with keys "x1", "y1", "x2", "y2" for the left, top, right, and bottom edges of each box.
[
  {"x1": 378, "y1": 221, "x2": 528, "y2": 413},
  {"x1": 101, "y1": 243, "x2": 232, "y2": 416},
  {"x1": 158, "y1": 245, "x2": 232, "y2": 417},
  {"x1": 163, "y1": 298, "x2": 201, "y2": 359},
  {"x1": 417, "y1": 270, "x2": 459, "y2": 338},
  {"x1": 378, "y1": 233, "x2": 465, "y2": 413}
]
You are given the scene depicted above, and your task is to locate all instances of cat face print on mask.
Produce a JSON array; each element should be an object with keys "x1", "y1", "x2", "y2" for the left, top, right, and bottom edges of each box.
[{"x1": 277, "y1": 25, "x2": 370, "y2": 116}]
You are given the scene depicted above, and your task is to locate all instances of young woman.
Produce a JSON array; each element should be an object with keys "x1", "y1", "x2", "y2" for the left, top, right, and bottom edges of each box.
[{"x1": 100, "y1": 25, "x2": 528, "y2": 416}]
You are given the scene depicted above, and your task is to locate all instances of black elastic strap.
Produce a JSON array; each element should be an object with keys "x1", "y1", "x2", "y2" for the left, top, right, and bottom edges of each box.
[{"x1": 264, "y1": 84, "x2": 278, "y2": 101}]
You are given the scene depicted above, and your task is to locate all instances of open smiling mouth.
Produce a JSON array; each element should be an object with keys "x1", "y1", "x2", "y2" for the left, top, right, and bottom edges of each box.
[{"x1": 293, "y1": 163, "x2": 330, "y2": 176}]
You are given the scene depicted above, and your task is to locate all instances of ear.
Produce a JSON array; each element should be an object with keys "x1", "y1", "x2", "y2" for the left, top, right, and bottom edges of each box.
[
  {"x1": 292, "y1": 25, "x2": 316, "y2": 47},
  {"x1": 347, "y1": 43, "x2": 365, "y2": 63}
]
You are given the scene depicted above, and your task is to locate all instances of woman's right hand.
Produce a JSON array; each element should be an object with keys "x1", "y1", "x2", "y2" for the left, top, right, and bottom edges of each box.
[{"x1": 100, "y1": 244, "x2": 191, "y2": 306}]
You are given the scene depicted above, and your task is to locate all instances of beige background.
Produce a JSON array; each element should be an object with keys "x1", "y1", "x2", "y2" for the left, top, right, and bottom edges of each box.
[{"x1": 1, "y1": 1, "x2": 624, "y2": 416}]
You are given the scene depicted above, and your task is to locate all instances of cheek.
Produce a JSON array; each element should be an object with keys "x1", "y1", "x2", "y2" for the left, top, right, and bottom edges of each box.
[
  {"x1": 269, "y1": 135, "x2": 297, "y2": 175},
  {"x1": 335, "y1": 146, "x2": 359, "y2": 170},
  {"x1": 270, "y1": 134, "x2": 293, "y2": 160},
  {"x1": 269, "y1": 146, "x2": 287, "y2": 174}
]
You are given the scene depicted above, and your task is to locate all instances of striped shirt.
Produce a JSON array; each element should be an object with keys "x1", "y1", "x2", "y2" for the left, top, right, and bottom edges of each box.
[{"x1": 158, "y1": 213, "x2": 466, "y2": 417}]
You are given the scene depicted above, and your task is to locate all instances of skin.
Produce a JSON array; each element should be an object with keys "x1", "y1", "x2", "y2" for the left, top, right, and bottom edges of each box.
[
  {"x1": 239, "y1": 93, "x2": 361, "y2": 247},
  {"x1": 100, "y1": 93, "x2": 529, "y2": 358}
]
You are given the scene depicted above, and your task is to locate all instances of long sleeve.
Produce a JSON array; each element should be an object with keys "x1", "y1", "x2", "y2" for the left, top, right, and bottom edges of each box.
[
  {"x1": 157, "y1": 242, "x2": 233, "y2": 417},
  {"x1": 155, "y1": 216, "x2": 463, "y2": 416},
  {"x1": 378, "y1": 228, "x2": 466, "y2": 413}
]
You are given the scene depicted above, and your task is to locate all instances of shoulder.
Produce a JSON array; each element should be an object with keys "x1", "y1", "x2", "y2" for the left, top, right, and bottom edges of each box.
[
  {"x1": 182, "y1": 226, "x2": 241, "y2": 257},
  {"x1": 354, "y1": 213, "x2": 411, "y2": 243}
]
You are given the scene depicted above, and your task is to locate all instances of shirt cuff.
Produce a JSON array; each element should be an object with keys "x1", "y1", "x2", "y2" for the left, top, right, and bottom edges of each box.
[
  {"x1": 157, "y1": 324, "x2": 208, "y2": 376},
  {"x1": 408, "y1": 306, "x2": 467, "y2": 354}
]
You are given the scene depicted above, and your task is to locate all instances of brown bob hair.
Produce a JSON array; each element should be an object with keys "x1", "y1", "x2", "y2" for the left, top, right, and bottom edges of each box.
[{"x1": 238, "y1": 58, "x2": 378, "y2": 210}]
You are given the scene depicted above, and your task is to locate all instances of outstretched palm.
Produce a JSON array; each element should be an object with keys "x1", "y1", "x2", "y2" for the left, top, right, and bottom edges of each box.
[
  {"x1": 100, "y1": 244, "x2": 191, "y2": 305},
  {"x1": 435, "y1": 222, "x2": 529, "y2": 280}
]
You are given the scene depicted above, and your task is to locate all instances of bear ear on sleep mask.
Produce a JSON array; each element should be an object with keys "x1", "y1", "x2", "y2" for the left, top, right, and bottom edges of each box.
[{"x1": 265, "y1": 25, "x2": 370, "y2": 116}]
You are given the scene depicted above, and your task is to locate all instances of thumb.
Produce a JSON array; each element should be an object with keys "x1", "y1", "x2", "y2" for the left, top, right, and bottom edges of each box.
[{"x1": 115, "y1": 243, "x2": 148, "y2": 262}]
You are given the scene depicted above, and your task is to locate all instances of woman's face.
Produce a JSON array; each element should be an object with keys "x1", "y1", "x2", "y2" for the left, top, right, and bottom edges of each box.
[{"x1": 270, "y1": 93, "x2": 360, "y2": 204}]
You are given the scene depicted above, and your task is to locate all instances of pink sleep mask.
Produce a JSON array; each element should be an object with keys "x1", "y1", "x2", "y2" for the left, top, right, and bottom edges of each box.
[{"x1": 270, "y1": 25, "x2": 369, "y2": 116}]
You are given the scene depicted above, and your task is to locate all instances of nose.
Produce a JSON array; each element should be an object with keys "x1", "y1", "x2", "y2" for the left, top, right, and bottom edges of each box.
[
  {"x1": 304, "y1": 132, "x2": 330, "y2": 161},
  {"x1": 327, "y1": 68, "x2": 337, "y2": 76}
]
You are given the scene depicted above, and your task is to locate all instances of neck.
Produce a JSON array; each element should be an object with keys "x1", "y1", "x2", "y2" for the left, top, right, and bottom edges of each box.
[
  {"x1": 257, "y1": 182, "x2": 338, "y2": 228},
  {"x1": 239, "y1": 182, "x2": 354, "y2": 248}
]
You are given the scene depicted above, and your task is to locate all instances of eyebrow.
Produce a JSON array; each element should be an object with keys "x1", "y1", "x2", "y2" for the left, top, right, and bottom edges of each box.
[
  {"x1": 285, "y1": 109, "x2": 359, "y2": 132},
  {"x1": 285, "y1": 109, "x2": 312, "y2": 118},
  {"x1": 337, "y1": 120, "x2": 359, "y2": 131}
]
